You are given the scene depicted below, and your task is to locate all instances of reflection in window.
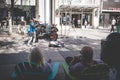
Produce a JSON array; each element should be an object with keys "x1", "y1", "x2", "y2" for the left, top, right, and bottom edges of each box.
[
  {"x1": 103, "y1": 0, "x2": 108, "y2": 1},
  {"x1": 81, "y1": 0, "x2": 92, "y2": 4},
  {"x1": 114, "y1": 0, "x2": 120, "y2": 2}
]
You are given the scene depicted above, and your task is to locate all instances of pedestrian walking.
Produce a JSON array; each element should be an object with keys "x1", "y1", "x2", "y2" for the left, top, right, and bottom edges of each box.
[{"x1": 110, "y1": 17, "x2": 116, "y2": 32}]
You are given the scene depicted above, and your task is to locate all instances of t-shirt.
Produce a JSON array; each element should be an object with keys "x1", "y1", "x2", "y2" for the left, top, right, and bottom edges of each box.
[
  {"x1": 112, "y1": 19, "x2": 116, "y2": 25},
  {"x1": 69, "y1": 60, "x2": 100, "y2": 77}
]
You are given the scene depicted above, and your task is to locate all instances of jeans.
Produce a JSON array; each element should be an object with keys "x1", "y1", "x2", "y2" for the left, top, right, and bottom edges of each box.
[{"x1": 27, "y1": 31, "x2": 36, "y2": 45}]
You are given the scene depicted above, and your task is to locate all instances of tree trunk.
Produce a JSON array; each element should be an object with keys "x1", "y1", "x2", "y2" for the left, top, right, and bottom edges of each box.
[
  {"x1": 35, "y1": 0, "x2": 39, "y2": 18},
  {"x1": 8, "y1": 0, "x2": 14, "y2": 34},
  {"x1": 8, "y1": 10, "x2": 12, "y2": 34}
]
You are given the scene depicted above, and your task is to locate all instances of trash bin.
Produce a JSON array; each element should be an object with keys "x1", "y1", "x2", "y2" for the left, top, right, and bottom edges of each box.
[{"x1": 117, "y1": 25, "x2": 120, "y2": 33}]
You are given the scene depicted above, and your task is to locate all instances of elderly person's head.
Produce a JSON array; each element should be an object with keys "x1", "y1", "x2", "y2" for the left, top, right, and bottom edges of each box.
[
  {"x1": 29, "y1": 47, "x2": 45, "y2": 66},
  {"x1": 80, "y1": 46, "x2": 93, "y2": 63}
]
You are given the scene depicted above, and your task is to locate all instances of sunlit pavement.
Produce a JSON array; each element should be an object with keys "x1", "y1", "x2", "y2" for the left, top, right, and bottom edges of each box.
[{"x1": 0, "y1": 27, "x2": 111, "y2": 80}]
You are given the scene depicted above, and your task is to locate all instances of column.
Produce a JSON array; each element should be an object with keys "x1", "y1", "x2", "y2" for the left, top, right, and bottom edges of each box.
[
  {"x1": 39, "y1": 0, "x2": 45, "y2": 23},
  {"x1": 52, "y1": 0, "x2": 55, "y2": 24}
]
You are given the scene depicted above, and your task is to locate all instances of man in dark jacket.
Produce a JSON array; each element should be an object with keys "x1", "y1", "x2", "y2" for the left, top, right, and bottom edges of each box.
[{"x1": 101, "y1": 32, "x2": 120, "y2": 80}]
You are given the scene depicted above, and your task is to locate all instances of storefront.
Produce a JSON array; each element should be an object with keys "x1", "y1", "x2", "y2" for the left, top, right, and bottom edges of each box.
[
  {"x1": 100, "y1": 1, "x2": 120, "y2": 28},
  {"x1": 0, "y1": 0, "x2": 36, "y2": 25},
  {"x1": 56, "y1": 4, "x2": 98, "y2": 28},
  {"x1": 12, "y1": 5, "x2": 35, "y2": 24}
]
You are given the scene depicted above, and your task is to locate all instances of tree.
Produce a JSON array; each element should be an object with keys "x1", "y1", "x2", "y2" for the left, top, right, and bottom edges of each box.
[
  {"x1": 35, "y1": 0, "x2": 39, "y2": 18},
  {"x1": 2, "y1": 0, "x2": 18, "y2": 34}
]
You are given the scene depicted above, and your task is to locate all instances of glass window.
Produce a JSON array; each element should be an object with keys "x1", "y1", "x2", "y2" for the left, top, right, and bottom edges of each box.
[
  {"x1": 103, "y1": 0, "x2": 108, "y2": 2},
  {"x1": 114, "y1": 0, "x2": 120, "y2": 2},
  {"x1": 70, "y1": 0, "x2": 92, "y2": 4},
  {"x1": 81, "y1": 0, "x2": 92, "y2": 4}
]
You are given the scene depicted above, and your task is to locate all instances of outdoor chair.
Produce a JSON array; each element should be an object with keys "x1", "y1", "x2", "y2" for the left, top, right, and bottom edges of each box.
[
  {"x1": 11, "y1": 61, "x2": 60, "y2": 80},
  {"x1": 62, "y1": 61, "x2": 109, "y2": 80}
]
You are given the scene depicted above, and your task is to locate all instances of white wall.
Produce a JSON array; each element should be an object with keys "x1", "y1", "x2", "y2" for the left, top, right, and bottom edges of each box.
[
  {"x1": 39, "y1": 0, "x2": 45, "y2": 23},
  {"x1": 92, "y1": 8, "x2": 99, "y2": 28},
  {"x1": 39, "y1": 0, "x2": 51, "y2": 24},
  {"x1": 45, "y1": 0, "x2": 51, "y2": 24}
]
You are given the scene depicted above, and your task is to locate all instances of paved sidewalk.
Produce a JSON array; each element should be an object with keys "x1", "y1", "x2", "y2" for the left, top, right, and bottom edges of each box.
[
  {"x1": 0, "y1": 27, "x2": 111, "y2": 80},
  {"x1": 57, "y1": 25, "x2": 110, "y2": 40}
]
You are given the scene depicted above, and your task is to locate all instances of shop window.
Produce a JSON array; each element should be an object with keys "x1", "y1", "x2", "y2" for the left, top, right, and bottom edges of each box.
[
  {"x1": 114, "y1": 0, "x2": 120, "y2": 2},
  {"x1": 103, "y1": 0, "x2": 108, "y2": 2}
]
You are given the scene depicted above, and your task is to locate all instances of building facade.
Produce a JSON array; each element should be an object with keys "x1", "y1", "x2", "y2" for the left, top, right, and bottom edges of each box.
[
  {"x1": 1, "y1": 0, "x2": 119, "y2": 28},
  {"x1": 54, "y1": 0, "x2": 100, "y2": 28},
  {"x1": 0, "y1": 0, "x2": 36, "y2": 24},
  {"x1": 100, "y1": 0, "x2": 120, "y2": 28}
]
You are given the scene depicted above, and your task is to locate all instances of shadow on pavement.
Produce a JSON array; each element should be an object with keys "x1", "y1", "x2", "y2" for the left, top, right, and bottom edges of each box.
[
  {"x1": 0, "y1": 41, "x2": 16, "y2": 48},
  {"x1": 0, "y1": 51, "x2": 29, "y2": 80}
]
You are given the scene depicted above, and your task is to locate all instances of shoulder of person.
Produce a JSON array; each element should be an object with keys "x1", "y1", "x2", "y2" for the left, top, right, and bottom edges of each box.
[{"x1": 93, "y1": 59, "x2": 105, "y2": 64}]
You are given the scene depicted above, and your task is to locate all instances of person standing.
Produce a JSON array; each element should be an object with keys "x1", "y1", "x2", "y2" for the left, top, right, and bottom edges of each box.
[
  {"x1": 36, "y1": 15, "x2": 42, "y2": 24},
  {"x1": 16, "y1": 16, "x2": 21, "y2": 34},
  {"x1": 35, "y1": 15, "x2": 43, "y2": 42},
  {"x1": 77, "y1": 19, "x2": 81, "y2": 28},
  {"x1": 72, "y1": 18, "x2": 76, "y2": 30},
  {"x1": 84, "y1": 19, "x2": 88, "y2": 28},
  {"x1": 27, "y1": 18, "x2": 37, "y2": 46},
  {"x1": 110, "y1": 17, "x2": 116, "y2": 32},
  {"x1": 66, "y1": 14, "x2": 70, "y2": 25}
]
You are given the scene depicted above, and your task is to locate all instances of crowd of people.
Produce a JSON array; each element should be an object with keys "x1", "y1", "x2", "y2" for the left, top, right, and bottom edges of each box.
[
  {"x1": 9, "y1": 15, "x2": 120, "y2": 80},
  {"x1": 11, "y1": 31, "x2": 120, "y2": 80}
]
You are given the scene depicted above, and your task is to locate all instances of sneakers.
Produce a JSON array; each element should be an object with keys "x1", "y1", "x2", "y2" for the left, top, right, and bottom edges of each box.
[
  {"x1": 27, "y1": 43, "x2": 31, "y2": 46},
  {"x1": 27, "y1": 43, "x2": 32, "y2": 46}
]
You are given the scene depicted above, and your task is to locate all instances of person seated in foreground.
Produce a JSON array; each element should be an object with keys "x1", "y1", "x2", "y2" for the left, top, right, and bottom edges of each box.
[
  {"x1": 101, "y1": 32, "x2": 120, "y2": 80},
  {"x1": 28, "y1": 47, "x2": 52, "y2": 77},
  {"x1": 65, "y1": 46, "x2": 104, "y2": 78}
]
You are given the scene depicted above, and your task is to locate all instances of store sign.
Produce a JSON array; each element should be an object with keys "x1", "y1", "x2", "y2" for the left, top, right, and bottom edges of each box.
[
  {"x1": 71, "y1": 0, "x2": 81, "y2": 5},
  {"x1": 22, "y1": 0, "x2": 35, "y2": 6},
  {"x1": 6, "y1": 0, "x2": 35, "y2": 6},
  {"x1": 109, "y1": 7, "x2": 120, "y2": 10}
]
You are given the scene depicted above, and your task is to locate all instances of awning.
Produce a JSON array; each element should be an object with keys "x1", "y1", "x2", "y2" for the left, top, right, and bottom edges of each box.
[
  {"x1": 102, "y1": 10, "x2": 120, "y2": 13},
  {"x1": 58, "y1": 4, "x2": 98, "y2": 12}
]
